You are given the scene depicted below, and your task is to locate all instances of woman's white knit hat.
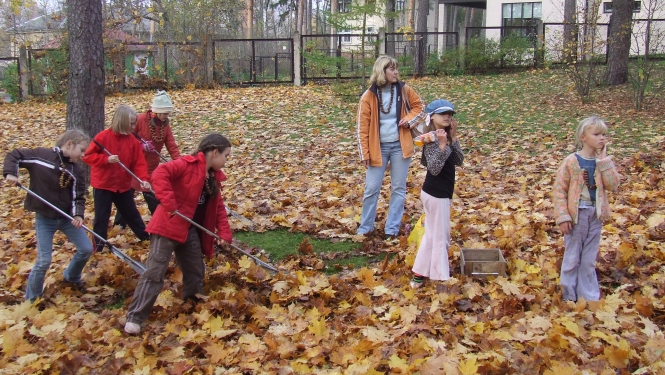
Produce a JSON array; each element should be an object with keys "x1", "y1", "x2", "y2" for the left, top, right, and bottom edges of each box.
[{"x1": 151, "y1": 90, "x2": 174, "y2": 113}]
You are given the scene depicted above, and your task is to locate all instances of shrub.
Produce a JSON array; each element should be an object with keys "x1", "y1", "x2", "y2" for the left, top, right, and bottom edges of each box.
[
  {"x1": 465, "y1": 38, "x2": 502, "y2": 73},
  {"x1": 426, "y1": 49, "x2": 463, "y2": 76},
  {"x1": 499, "y1": 35, "x2": 535, "y2": 67},
  {"x1": 1, "y1": 62, "x2": 20, "y2": 102},
  {"x1": 29, "y1": 45, "x2": 69, "y2": 98}
]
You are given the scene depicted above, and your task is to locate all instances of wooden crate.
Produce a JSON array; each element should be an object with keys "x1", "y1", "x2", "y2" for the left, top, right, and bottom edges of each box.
[{"x1": 460, "y1": 248, "x2": 506, "y2": 278}]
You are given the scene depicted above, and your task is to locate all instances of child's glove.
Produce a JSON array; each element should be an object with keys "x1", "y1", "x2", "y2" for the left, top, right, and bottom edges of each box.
[{"x1": 142, "y1": 141, "x2": 155, "y2": 152}]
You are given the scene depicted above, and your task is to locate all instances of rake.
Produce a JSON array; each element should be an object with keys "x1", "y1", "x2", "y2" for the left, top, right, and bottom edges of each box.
[
  {"x1": 93, "y1": 139, "x2": 257, "y2": 230},
  {"x1": 17, "y1": 183, "x2": 146, "y2": 275}
]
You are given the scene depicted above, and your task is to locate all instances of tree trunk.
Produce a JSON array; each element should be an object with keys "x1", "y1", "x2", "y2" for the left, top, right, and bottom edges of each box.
[
  {"x1": 245, "y1": 0, "x2": 254, "y2": 38},
  {"x1": 306, "y1": 0, "x2": 313, "y2": 34},
  {"x1": 297, "y1": 0, "x2": 304, "y2": 34},
  {"x1": 414, "y1": 0, "x2": 428, "y2": 75},
  {"x1": 563, "y1": 0, "x2": 578, "y2": 63},
  {"x1": 67, "y1": 0, "x2": 104, "y2": 138},
  {"x1": 386, "y1": 0, "x2": 396, "y2": 57},
  {"x1": 605, "y1": 0, "x2": 632, "y2": 84}
]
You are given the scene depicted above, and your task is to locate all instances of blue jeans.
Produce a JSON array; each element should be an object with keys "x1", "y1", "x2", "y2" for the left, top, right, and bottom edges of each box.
[
  {"x1": 358, "y1": 141, "x2": 412, "y2": 236},
  {"x1": 26, "y1": 213, "x2": 94, "y2": 301}
]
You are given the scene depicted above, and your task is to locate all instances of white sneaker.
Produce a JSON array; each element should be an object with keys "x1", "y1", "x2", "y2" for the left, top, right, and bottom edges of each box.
[
  {"x1": 124, "y1": 322, "x2": 141, "y2": 334},
  {"x1": 410, "y1": 280, "x2": 424, "y2": 289}
]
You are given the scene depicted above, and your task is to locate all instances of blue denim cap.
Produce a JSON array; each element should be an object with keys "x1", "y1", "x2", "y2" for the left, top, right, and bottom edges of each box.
[{"x1": 425, "y1": 99, "x2": 455, "y2": 115}]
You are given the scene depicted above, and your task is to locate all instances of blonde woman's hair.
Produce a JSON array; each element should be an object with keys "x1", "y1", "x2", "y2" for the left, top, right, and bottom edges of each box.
[
  {"x1": 110, "y1": 104, "x2": 137, "y2": 134},
  {"x1": 575, "y1": 116, "x2": 608, "y2": 149},
  {"x1": 369, "y1": 55, "x2": 398, "y2": 87},
  {"x1": 55, "y1": 129, "x2": 90, "y2": 148}
]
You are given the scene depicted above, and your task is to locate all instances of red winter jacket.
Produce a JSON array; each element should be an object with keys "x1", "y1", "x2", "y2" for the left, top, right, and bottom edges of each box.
[
  {"x1": 82, "y1": 129, "x2": 149, "y2": 193},
  {"x1": 146, "y1": 152, "x2": 232, "y2": 258},
  {"x1": 131, "y1": 111, "x2": 181, "y2": 192}
]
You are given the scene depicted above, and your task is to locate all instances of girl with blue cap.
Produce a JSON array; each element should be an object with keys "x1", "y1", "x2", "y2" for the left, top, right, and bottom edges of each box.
[{"x1": 411, "y1": 99, "x2": 464, "y2": 288}]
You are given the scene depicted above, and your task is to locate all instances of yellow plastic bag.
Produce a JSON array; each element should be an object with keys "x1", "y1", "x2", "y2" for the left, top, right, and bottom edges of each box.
[{"x1": 407, "y1": 214, "x2": 426, "y2": 248}]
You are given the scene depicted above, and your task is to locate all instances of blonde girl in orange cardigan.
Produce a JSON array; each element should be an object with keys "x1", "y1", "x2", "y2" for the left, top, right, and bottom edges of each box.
[{"x1": 553, "y1": 116, "x2": 621, "y2": 301}]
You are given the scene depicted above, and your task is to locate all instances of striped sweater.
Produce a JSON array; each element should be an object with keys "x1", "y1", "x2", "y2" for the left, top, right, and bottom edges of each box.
[{"x1": 553, "y1": 153, "x2": 621, "y2": 225}]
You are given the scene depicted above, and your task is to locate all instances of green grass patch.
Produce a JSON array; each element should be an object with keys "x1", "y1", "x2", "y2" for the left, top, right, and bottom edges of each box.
[
  {"x1": 104, "y1": 295, "x2": 125, "y2": 310},
  {"x1": 233, "y1": 229, "x2": 366, "y2": 274}
]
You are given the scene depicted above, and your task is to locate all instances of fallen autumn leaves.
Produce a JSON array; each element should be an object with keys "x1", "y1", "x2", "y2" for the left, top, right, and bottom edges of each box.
[{"x1": 0, "y1": 70, "x2": 664, "y2": 374}]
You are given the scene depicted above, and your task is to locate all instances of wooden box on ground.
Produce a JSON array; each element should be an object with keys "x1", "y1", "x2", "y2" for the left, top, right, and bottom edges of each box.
[{"x1": 460, "y1": 248, "x2": 506, "y2": 278}]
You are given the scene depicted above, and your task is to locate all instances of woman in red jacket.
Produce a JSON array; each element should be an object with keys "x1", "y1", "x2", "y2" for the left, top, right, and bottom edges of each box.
[
  {"x1": 113, "y1": 90, "x2": 181, "y2": 227},
  {"x1": 83, "y1": 105, "x2": 151, "y2": 252},
  {"x1": 124, "y1": 133, "x2": 232, "y2": 335}
]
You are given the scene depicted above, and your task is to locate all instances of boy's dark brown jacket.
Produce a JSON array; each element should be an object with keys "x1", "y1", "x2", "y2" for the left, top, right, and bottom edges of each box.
[{"x1": 3, "y1": 147, "x2": 87, "y2": 219}]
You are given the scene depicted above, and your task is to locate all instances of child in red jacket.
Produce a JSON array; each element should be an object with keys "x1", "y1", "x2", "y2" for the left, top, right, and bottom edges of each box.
[
  {"x1": 124, "y1": 133, "x2": 232, "y2": 335},
  {"x1": 82, "y1": 105, "x2": 152, "y2": 252},
  {"x1": 113, "y1": 91, "x2": 181, "y2": 227}
]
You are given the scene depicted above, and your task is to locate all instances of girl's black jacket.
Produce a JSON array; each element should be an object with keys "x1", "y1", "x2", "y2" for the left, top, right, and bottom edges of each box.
[{"x1": 3, "y1": 147, "x2": 86, "y2": 219}]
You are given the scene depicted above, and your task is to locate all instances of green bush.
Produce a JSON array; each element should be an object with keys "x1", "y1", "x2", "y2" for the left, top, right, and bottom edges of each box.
[
  {"x1": 397, "y1": 55, "x2": 414, "y2": 76},
  {"x1": 499, "y1": 35, "x2": 535, "y2": 67},
  {"x1": 426, "y1": 49, "x2": 463, "y2": 76},
  {"x1": 29, "y1": 45, "x2": 69, "y2": 98},
  {"x1": 1, "y1": 62, "x2": 20, "y2": 102},
  {"x1": 465, "y1": 38, "x2": 502, "y2": 72},
  {"x1": 302, "y1": 41, "x2": 345, "y2": 78}
]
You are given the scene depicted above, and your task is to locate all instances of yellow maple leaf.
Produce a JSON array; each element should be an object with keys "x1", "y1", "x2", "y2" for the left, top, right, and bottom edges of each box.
[
  {"x1": 388, "y1": 354, "x2": 409, "y2": 372},
  {"x1": 604, "y1": 340, "x2": 631, "y2": 369},
  {"x1": 308, "y1": 317, "x2": 328, "y2": 338},
  {"x1": 238, "y1": 256, "x2": 252, "y2": 270},
  {"x1": 458, "y1": 357, "x2": 479, "y2": 375},
  {"x1": 561, "y1": 320, "x2": 580, "y2": 337}
]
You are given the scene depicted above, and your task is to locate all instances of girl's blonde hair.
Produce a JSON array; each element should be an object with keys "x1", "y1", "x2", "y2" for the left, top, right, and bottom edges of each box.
[
  {"x1": 55, "y1": 129, "x2": 90, "y2": 148},
  {"x1": 575, "y1": 116, "x2": 608, "y2": 149},
  {"x1": 369, "y1": 55, "x2": 398, "y2": 87},
  {"x1": 110, "y1": 105, "x2": 137, "y2": 134}
]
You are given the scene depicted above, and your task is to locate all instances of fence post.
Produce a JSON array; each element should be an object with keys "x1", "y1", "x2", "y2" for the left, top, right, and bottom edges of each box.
[
  {"x1": 294, "y1": 32, "x2": 302, "y2": 86},
  {"x1": 204, "y1": 34, "x2": 214, "y2": 87},
  {"x1": 535, "y1": 24, "x2": 545, "y2": 68},
  {"x1": 18, "y1": 45, "x2": 29, "y2": 100},
  {"x1": 459, "y1": 26, "x2": 466, "y2": 73}
]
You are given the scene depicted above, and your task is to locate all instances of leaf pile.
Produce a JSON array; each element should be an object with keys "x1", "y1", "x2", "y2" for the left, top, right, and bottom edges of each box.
[{"x1": 0, "y1": 69, "x2": 664, "y2": 374}]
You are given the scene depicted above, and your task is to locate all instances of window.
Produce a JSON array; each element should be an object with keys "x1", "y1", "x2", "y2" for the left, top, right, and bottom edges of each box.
[
  {"x1": 602, "y1": 1, "x2": 641, "y2": 13},
  {"x1": 338, "y1": 0, "x2": 352, "y2": 13},
  {"x1": 366, "y1": 26, "x2": 376, "y2": 34},
  {"x1": 502, "y1": 2, "x2": 542, "y2": 36},
  {"x1": 340, "y1": 31, "x2": 351, "y2": 43},
  {"x1": 396, "y1": 0, "x2": 405, "y2": 10}
]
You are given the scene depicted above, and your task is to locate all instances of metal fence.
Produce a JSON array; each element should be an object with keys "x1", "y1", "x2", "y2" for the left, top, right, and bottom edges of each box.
[
  {"x1": 213, "y1": 38, "x2": 293, "y2": 84},
  {"x1": 465, "y1": 26, "x2": 539, "y2": 69},
  {"x1": 9, "y1": 19, "x2": 665, "y2": 97},
  {"x1": 118, "y1": 41, "x2": 205, "y2": 89},
  {"x1": 386, "y1": 31, "x2": 458, "y2": 75},
  {"x1": 300, "y1": 33, "x2": 380, "y2": 82}
]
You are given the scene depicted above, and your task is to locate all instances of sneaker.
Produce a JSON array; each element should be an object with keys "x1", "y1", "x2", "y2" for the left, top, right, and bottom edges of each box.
[
  {"x1": 410, "y1": 280, "x2": 424, "y2": 289},
  {"x1": 124, "y1": 322, "x2": 141, "y2": 335},
  {"x1": 62, "y1": 278, "x2": 86, "y2": 292},
  {"x1": 384, "y1": 235, "x2": 399, "y2": 245}
]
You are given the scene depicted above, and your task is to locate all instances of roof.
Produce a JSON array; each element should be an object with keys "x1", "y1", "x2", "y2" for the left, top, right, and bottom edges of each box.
[{"x1": 5, "y1": 12, "x2": 66, "y2": 33}]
